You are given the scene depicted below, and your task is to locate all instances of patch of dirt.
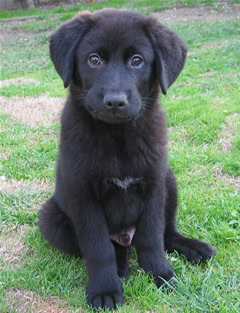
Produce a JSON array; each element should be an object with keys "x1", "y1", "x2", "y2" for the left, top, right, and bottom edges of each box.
[
  {"x1": 214, "y1": 113, "x2": 240, "y2": 189},
  {"x1": 0, "y1": 176, "x2": 54, "y2": 194},
  {"x1": 0, "y1": 150, "x2": 11, "y2": 161},
  {"x1": 0, "y1": 225, "x2": 30, "y2": 270},
  {"x1": 168, "y1": 126, "x2": 191, "y2": 150},
  {"x1": 218, "y1": 113, "x2": 240, "y2": 152},
  {"x1": 199, "y1": 70, "x2": 216, "y2": 78},
  {"x1": 5, "y1": 287, "x2": 71, "y2": 313},
  {"x1": 199, "y1": 40, "x2": 230, "y2": 49},
  {"x1": 213, "y1": 165, "x2": 240, "y2": 189},
  {"x1": 153, "y1": 3, "x2": 240, "y2": 24},
  {"x1": 0, "y1": 95, "x2": 64, "y2": 127},
  {"x1": 0, "y1": 78, "x2": 38, "y2": 88},
  {"x1": 2, "y1": 16, "x2": 37, "y2": 24},
  {"x1": 0, "y1": 16, "x2": 37, "y2": 37}
]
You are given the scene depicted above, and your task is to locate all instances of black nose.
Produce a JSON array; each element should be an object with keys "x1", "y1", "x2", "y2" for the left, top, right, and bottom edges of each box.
[{"x1": 103, "y1": 93, "x2": 128, "y2": 112}]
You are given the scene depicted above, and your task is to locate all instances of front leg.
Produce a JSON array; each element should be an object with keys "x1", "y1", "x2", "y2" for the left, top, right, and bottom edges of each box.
[
  {"x1": 71, "y1": 201, "x2": 124, "y2": 310},
  {"x1": 134, "y1": 196, "x2": 174, "y2": 287}
]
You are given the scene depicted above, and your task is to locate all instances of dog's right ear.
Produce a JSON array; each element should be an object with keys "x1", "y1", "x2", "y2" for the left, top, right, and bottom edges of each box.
[{"x1": 50, "y1": 11, "x2": 93, "y2": 88}]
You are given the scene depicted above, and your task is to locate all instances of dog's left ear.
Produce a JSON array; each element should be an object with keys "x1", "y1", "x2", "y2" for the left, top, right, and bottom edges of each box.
[{"x1": 147, "y1": 19, "x2": 187, "y2": 95}]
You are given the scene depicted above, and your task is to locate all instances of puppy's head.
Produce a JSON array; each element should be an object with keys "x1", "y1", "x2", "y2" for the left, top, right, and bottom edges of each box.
[{"x1": 50, "y1": 9, "x2": 187, "y2": 124}]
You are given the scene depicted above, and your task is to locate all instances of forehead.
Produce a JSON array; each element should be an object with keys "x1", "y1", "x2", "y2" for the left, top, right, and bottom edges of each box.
[{"x1": 80, "y1": 15, "x2": 154, "y2": 60}]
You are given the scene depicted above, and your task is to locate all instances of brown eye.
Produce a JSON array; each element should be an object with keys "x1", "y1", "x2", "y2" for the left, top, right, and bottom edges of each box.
[
  {"x1": 88, "y1": 54, "x2": 101, "y2": 66},
  {"x1": 131, "y1": 55, "x2": 144, "y2": 67}
]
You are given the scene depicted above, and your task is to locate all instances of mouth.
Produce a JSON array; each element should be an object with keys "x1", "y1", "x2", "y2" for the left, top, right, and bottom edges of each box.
[{"x1": 94, "y1": 112, "x2": 134, "y2": 124}]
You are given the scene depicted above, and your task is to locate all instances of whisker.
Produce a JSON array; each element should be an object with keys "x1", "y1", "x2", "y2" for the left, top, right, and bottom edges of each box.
[{"x1": 71, "y1": 95, "x2": 87, "y2": 102}]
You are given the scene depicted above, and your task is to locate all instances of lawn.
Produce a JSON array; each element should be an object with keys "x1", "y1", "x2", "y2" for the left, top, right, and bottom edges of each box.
[{"x1": 0, "y1": 1, "x2": 240, "y2": 312}]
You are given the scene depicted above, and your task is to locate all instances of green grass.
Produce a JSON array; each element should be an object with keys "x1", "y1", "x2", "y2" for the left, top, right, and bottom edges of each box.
[
  {"x1": 1, "y1": 0, "x2": 240, "y2": 19},
  {"x1": 0, "y1": 1, "x2": 240, "y2": 312}
]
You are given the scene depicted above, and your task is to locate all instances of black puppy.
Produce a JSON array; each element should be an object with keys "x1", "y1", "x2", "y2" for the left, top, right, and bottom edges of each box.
[{"x1": 39, "y1": 9, "x2": 215, "y2": 310}]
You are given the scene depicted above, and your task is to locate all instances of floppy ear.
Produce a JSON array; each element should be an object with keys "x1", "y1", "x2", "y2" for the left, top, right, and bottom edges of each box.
[
  {"x1": 148, "y1": 19, "x2": 187, "y2": 95},
  {"x1": 50, "y1": 11, "x2": 93, "y2": 88}
]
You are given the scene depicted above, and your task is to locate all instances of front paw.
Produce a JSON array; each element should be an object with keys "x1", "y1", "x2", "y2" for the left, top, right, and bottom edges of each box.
[
  {"x1": 140, "y1": 257, "x2": 175, "y2": 288},
  {"x1": 86, "y1": 277, "x2": 124, "y2": 310},
  {"x1": 153, "y1": 261, "x2": 175, "y2": 288}
]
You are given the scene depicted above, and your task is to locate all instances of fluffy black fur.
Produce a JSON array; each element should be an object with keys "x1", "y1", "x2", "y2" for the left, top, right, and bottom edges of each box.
[{"x1": 38, "y1": 9, "x2": 215, "y2": 310}]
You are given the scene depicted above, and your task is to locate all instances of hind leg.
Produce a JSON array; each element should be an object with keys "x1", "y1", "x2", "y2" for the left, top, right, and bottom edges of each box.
[
  {"x1": 164, "y1": 168, "x2": 215, "y2": 262},
  {"x1": 112, "y1": 241, "x2": 129, "y2": 279},
  {"x1": 38, "y1": 197, "x2": 81, "y2": 256}
]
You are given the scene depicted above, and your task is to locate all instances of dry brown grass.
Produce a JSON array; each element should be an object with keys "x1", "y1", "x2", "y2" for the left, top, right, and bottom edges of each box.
[
  {"x1": 0, "y1": 225, "x2": 30, "y2": 270},
  {"x1": 0, "y1": 149, "x2": 11, "y2": 161},
  {"x1": 5, "y1": 287, "x2": 71, "y2": 313},
  {"x1": 199, "y1": 40, "x2": 231, "y2": 49},
  {"x1": 0, "y1": 176, "x2": 54, "y2": 194},
  {"x1": 0, "y1": 78, "x2": 38, "y2": 88},
  {"x1": 199, "y1": 70, "x2": 216, "y2": 78},
  {"x1": 153, "y1": 4, "x2": 240, "y2": 24},
  {"x1": 0, "y1": 95, "x2": 64, "y2": 127},
  {"x1": 217, "y1": 113, "x2": 240, "y2": 153},
  {"x1": 213, "y1": 165, "x2": 240, "y2": 190}
]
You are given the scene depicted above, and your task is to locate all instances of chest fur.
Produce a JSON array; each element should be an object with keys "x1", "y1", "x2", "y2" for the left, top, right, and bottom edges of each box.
[{"x1": 98, "y1": 176, "x2": 147, "y2": 234}]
